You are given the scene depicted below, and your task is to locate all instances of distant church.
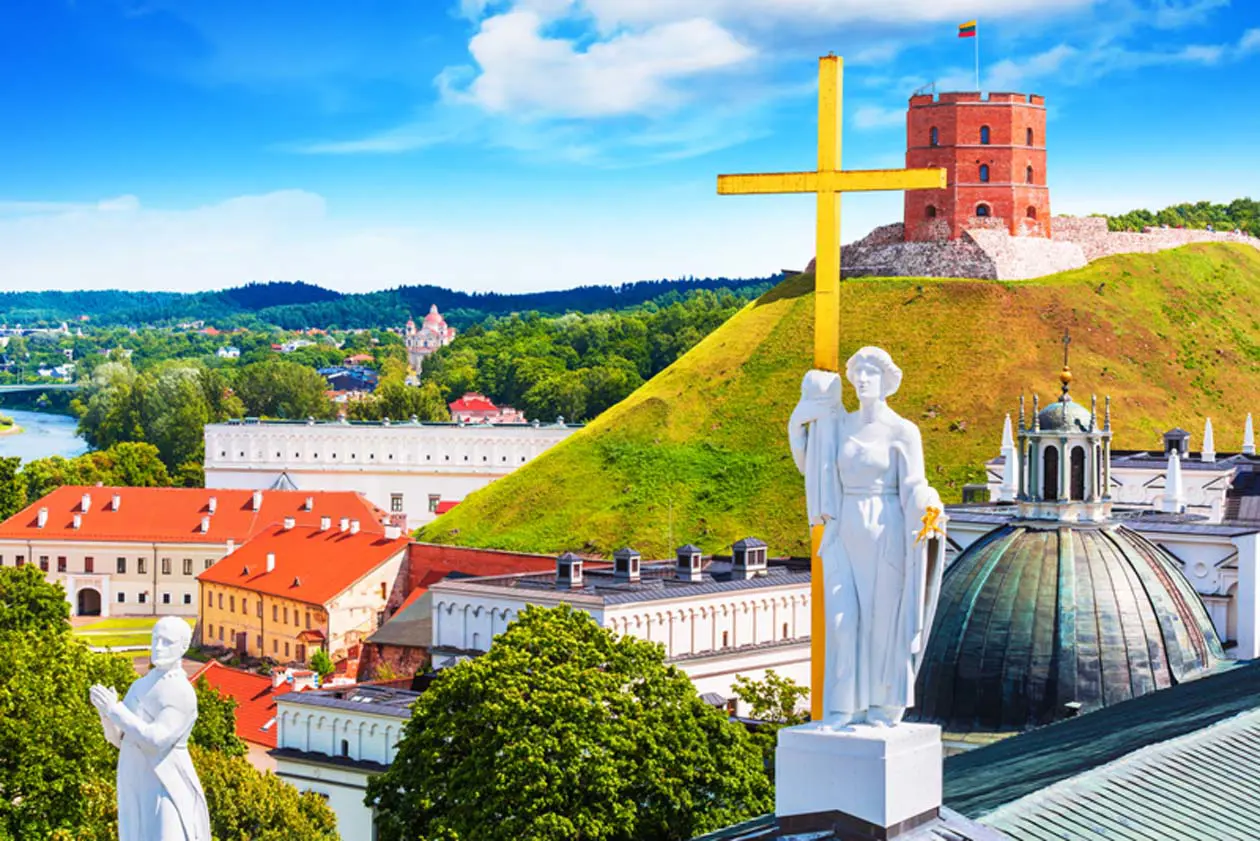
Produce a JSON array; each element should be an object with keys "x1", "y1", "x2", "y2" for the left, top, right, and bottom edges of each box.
[{"x1": 404, "y1": 305, "x2": 456, "y2": 373}]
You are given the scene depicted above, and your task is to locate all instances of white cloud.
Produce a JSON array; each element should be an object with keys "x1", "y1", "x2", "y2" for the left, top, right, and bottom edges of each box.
[
  {"x1": 1239, "y1": 28, "x2": 1260, "y2": 54},
  {"x1": 853, "y1": 105, "x2": 905, "y2": 130},
  {"x1": 458, "y1": 11, "x2": 754, "y2": 118}
]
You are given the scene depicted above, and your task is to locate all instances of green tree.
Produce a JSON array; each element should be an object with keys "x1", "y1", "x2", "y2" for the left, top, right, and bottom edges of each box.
[
  {"x1": 0, "y1": 563, "x2": 71, "y2": 634},
  {"x1": 191, "y1": 676, "x2": 248, "y2": 758},
  {"x1": 368, "y1": 604, "x2": 771, "y2": 841},
  {"x1": 0, "y1": 456, "x2": 26, "y2": 521},
  {"x1": 731, "y1": 670, "x2": 810, "y2": 782},
  {"x1": 194, "y1": 747, "x2": 339, "y2": 841},
  {"x1": 82, "y1": 441, "x2": 171, "y2": 487},
  {"x1": 234, "y1": 360, "x2": 333, "y2": 419},
  {"x1": 309, "y1": 648, "x2": 335, "y2": 681}
]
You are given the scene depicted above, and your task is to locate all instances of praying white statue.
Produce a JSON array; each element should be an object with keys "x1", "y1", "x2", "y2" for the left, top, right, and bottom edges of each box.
[
  {"x1": 789, "y1": 347, "x2": 946, "y2": 728},
  {"x1": 89, "y1": 616, "x2": 212, "y2": 841}
]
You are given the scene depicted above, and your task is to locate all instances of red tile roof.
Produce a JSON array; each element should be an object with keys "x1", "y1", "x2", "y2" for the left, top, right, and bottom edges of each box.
[
  {"x1": 0, "y1": 486, "x2": 386, "y2": 545},
  {"x1": 191, "y1": 660, "x2": 293, "y2": 748},
  {"x1": 448, "y1": 392, "x2": 498, "y2": 413},
  {"x1": 433, "y1": 500, "x2": 460, "y2": 515},
  {"x1": 198, "y1": 523, "x2": 409, "y2": 606}
]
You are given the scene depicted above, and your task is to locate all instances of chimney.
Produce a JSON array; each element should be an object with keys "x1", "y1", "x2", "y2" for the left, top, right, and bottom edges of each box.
[
  {"x1": 612, "y1": 547, "x2": 641, "y2": 583},
  {"x1": 252, "y1": 490, "x2": 263, "y2": 511},
  {"x1": 208, "y1": 496, "x2": 217, "y2": 514},
  {"x1": 556, "y1": 552, "x2": 583, "y2": 589},
  {"x1": 37, "y1": 507, "x2": 48, "y2": 528},
  {"x1": 112, "y1": 493, "x2": 121, "y2": 511},
  {"x1": 385, "y1": 525, "x2": 402, "y2": 540},
  {"x1": 676, "y1": 544, "x2": 704, "y2": 583},
  {"x1": 320, "y1": 516, "x2": 331, "y2": 531},
  {"x1": 272, "y1": 669, "x2": 287, "y2": 689},
  {"x1": 266, "y1": 553, "x2": 276, "y2": 572},
  {"x1": 283, "y1": 516, "x2": 296, "y2": 530},
  {"x1": 339, "y1": 517, "x2": 350, "y2": 533},
  {"x1": 225, "y1": 538, "x2": 236, "y2": 555},
  {"x1": 80, "y1": 493, "x2": 91, "y2": 513},
  {"x1": 200, "y1": 516, "x2": 210, "y2": 534},
  {"x1": 350, "y1": 519, "x2": 361, "y2": 535},
  {"x1": 731, "y1": 538, "x2": 768, "y2": 580},
  {"x1": 72, "y1": 514, "x2": 82, "y2": 530},
  {"x1": 304, "y1": 496, "x2": 314, "y2": 511},
  {"x1": 1202, "y1": 418, "x2": 1216, "y2": 463}
]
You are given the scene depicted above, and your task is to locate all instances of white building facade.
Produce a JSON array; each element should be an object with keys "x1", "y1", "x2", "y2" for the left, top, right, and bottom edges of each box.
[
  {"x1": 429, "y1": 546, "x2": 812, "y2": 714},
  {"x1": 273, "y1": 684, "x2": 421, "y2": 841},
  {"x1": 203, "y1": 418, "x2": 579, "y2": 528}
]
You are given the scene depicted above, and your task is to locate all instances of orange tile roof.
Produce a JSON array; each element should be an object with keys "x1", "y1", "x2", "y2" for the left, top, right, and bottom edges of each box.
[
  {"x1": 191, "y1": 660, "x2": 293, "y2": 748},
  {"x1": 0, "y1": 486, "x2": 386, "y2": 545},
  {"x1": 198, "y1": 523, "x2": 409, "y2": 606},
  {"x1": 433, "y1": 500, "x2": 460, "y2": 515}
]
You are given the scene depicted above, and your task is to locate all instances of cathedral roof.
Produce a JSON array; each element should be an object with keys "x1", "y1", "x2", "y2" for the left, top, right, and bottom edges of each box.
[
  {"x1": 423, "y1": 304, "x2": 446, "y2": 327},
  {"x1": 1034, "y1": 395, "x2": 1094, "y2": 432},
  {"x1": 912, "y1": 522, "x2": 1225, "y2": 735}
]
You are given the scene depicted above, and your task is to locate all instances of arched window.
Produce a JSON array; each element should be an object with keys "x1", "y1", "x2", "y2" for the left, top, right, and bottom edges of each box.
[
  {"x1": 1070, "y1": 446, "x2": 1086, "y2": 501},
  {"x1": 1027, "y1": 206, "x2": 1038, "y2": 219},
  {"x1": 930, "y1": 126, "x2": 939, "y2": 147},
  {"x1": 980, "y1": 125, "x2": 991, "y2": 145},
  {"x1": 926, "y1": 205, "x2": 937, "y2": 219},
  {"x1": 976, "y1": 204, "x2": 991, "y2": 217},
  {"x1": 979, "y1": 164, "x2": 990, "y2": 182},
  {"x1": 1026, "y1": 127, "x2": 1034, "y2": 145},
  {"x1": 1043, "y1": 446, "x2": 1060, "y2": 500},
  {"x1": 1026, "y1": 165, "x2": 1034, "y2": 184}
]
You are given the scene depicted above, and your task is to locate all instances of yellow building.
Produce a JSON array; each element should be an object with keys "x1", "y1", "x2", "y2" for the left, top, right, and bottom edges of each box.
[{"x1": 198, "y1": 519, "x2": 408, "y2": 666}]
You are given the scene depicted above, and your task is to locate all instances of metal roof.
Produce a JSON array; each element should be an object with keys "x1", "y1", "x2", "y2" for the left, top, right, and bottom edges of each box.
[
  {"x1": 981, "y1": 707, "x2": 1260, "y2": 840},
  {"x1": 274, "y1": 683, "x2": 421, "y2": 718},
  {"x1": 691, "y1": 808, "x2": 1008, "y2": 840}
]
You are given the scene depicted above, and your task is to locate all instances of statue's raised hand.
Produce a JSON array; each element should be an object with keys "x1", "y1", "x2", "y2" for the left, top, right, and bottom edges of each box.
[{"x1": 89, "y1": 684, "x2": 118, "y2": 714}]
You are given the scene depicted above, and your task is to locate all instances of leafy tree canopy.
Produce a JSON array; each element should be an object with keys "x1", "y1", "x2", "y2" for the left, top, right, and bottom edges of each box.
[
  {"x1": 368, "y1": 604, "x2": 772, "y2": 841},
  {"x1": 1103, "y1": 198, "x2": 1259, "y2": 237}
]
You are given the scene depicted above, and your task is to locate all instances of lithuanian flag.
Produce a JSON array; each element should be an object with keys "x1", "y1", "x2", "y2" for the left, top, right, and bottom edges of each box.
[{"x1": 959, "y1": 20, "x2": 977, "y2": 38}]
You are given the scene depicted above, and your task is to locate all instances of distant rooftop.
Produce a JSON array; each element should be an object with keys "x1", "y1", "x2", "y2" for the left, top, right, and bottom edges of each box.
[
  {"x1": 434, "y1": 558, "x2": 810, "y2": 607},
  {"x1": 274, "y1": 682, "x2": 422, "y2": 719},
  {"x1": 211, "y1": 417, "x2": 581, "y2": 429},
  {"x1": 946, "y1": 502, "x2": 1260, "y2": 537}
]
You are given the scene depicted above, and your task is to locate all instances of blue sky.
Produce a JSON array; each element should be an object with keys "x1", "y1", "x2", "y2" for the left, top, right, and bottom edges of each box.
[{"x1": 1, "y1": 0, "x2": 1256, "y2": 293}]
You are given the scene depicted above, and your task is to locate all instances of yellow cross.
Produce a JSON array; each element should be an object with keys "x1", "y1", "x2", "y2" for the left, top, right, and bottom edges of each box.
[{"x1": 718, "y1": 55, "x2": 945, "y2": 721}]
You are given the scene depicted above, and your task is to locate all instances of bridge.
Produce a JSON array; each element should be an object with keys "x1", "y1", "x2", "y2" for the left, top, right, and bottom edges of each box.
[{"x1": 0, "y1": 383, "x2": 80, "y2": 394}]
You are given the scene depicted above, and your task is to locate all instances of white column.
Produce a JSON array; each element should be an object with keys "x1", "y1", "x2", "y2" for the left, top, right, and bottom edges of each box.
[
  {"x1": 1202, "y1": 418, "x2": 1216, "y2": 463},
  {"x1": 1234, "y1": 533, "x2": 1260, "y2": 660}
]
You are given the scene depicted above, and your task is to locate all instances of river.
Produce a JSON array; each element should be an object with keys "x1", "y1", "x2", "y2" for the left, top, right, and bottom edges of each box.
[{"x1": 0, "y1": 409, "x2": 90, "y2": 463}]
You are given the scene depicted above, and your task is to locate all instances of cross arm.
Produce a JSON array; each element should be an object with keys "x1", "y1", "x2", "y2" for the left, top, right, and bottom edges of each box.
[{"x1": 718, "y1": 167, "x2": 946, "y2": 195}]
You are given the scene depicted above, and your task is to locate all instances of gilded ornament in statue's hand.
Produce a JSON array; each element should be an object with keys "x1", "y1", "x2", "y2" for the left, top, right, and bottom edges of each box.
[{"x1": 915, "y1": 506, "x2": 944, "y2": 545}]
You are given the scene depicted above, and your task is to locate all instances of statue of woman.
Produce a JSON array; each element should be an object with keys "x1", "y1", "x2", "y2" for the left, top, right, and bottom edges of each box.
[
  {"x1": 789, "y1": 347, "x2": 946, "y2": 727},
  {"x1": 89, "y1": 616, "x2": 212, "y2": 841}
]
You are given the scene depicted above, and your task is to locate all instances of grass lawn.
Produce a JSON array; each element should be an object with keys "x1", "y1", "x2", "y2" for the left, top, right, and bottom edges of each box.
[
  {"x1": 83, "y1": 633, "x2": 153, "y2": 649},
  {"x1": 74, "y1": 616, "x2": 197, "y2": 635}
]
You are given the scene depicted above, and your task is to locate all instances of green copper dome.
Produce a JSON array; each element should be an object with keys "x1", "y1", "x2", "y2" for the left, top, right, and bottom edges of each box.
[
  {"x1": 1035, "y1": 395, "x2": 1094, "y2": 432},
  {"x1": 912, "y1": 523, "x2": 1225, "y2": 734}
]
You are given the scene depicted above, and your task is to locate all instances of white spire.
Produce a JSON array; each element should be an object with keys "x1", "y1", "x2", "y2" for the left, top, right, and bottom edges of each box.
[
  {"x1": 1162, "y1": 450, "x2": 1184, "y2": 514},
  {"x1": 998, "y1": 414, "x2": 1019, "y2": 503},
  {"x1": 1245, "y1": 414, "x2": 1255, "y2": 456},
  {"x1": 1201, "y1": 417, "x2": 1216, "y2": 463}
]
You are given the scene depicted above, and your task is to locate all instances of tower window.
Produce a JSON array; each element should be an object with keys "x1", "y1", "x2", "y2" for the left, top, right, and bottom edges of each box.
[
  {"x1": 1027, "y1": 127, "x2": 1034, "y2": 145},
  {"x1": 930, "y1": 126, "x2": 939, "y2": 147},
  {"x1": 979, "y1": 164, "x2": 990, "y2": 183},
  {"x1": 1043, "y1": 446, "x2": 1060, "y2": 500},
  {"x1": 926, "y1": 205, "x2": 937, "y2": 219},
  {"x1": 976, "y1": 204, "x2": 991, "y2": 217},
  {"x1": 1026, "y1": 166, "x2": 1034, "y2": 184},
  {"x1": 1027, "y1": 206, "x2": 1038, "y2": 220},
  {"x1": 980, "y1": 125, "x2": 991, "y2": 145},
  {"x1": 1070, "y1": 446, "x2": 1086, "y2": 501}
]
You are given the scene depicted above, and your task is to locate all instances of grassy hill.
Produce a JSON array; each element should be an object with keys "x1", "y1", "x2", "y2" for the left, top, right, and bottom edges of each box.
[{"x1": 418, "y1": 243, "x2": 1260, "y2": 558}]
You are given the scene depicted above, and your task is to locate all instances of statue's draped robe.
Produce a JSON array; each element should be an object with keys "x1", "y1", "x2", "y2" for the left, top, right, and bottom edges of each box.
[
  {"x1": 790, "y1": 373, "x2": 945, "y2": 717},
  {"x1": 100, "y1": 668, "x2": 212, "y2": 841}
]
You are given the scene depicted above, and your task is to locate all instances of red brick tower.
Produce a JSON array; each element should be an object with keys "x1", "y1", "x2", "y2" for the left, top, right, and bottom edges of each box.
[{"x1": 903, "y1": 92, "x2": 1050, "y2": 241}]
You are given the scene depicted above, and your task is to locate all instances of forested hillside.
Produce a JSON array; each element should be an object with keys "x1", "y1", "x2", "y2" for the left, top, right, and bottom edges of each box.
[
  {"x1": 1105, "y1": 198, "x2": 1259, "y2": 237},
  {"x1": 0, "y1": 275, "x2": 780, "y2": 329}
]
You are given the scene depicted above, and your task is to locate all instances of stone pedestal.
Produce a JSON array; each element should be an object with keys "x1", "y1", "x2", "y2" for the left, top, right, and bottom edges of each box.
[{"x1": 775, "y1": 722, "x2": 942, "y2": 838}]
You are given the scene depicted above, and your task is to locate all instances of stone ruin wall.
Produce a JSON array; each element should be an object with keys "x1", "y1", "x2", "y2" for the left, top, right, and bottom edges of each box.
[{"x1": 820, "y1": 217, "x2": 1260, "y2": 281}]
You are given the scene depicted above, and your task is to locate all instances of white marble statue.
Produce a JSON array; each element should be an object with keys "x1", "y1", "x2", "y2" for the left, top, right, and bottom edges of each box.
[
  {"x1": 90, "y1": 617, "x2": 212, "y2": 841},
  {"x1": 789, "y1": 347, "x2": 946, "y2": 727}
]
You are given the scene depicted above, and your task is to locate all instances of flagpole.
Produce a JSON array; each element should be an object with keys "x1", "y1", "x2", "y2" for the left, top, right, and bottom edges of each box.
[{"x1": 975, "y1": 22, "x2": 981, "y2": 91}]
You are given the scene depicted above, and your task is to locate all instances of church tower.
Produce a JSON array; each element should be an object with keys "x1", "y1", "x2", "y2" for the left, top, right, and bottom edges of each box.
[{"x1": 903, "y1": 91, "x2": 1050, "y2": 241}]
